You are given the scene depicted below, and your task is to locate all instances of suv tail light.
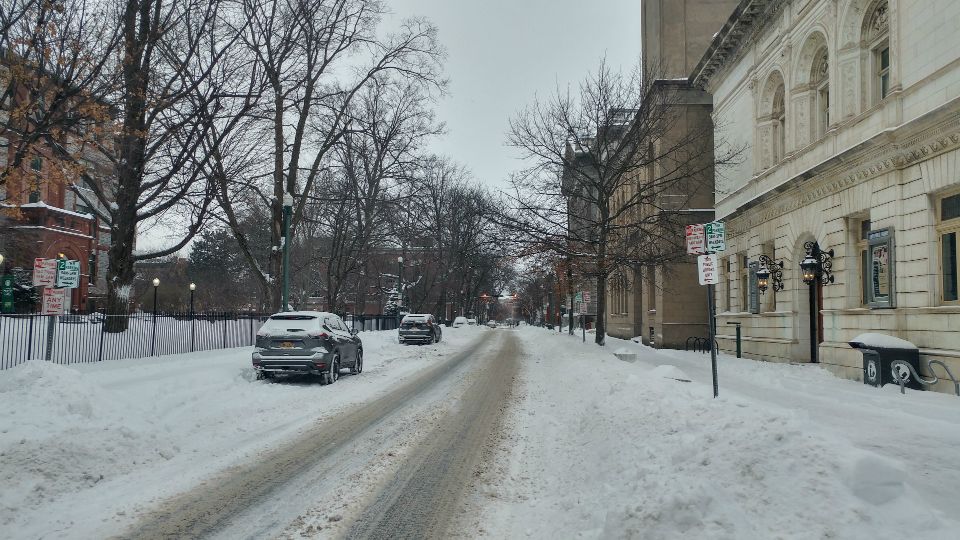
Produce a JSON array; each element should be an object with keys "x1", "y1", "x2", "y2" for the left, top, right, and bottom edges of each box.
[{"x1": 307, "y1": 331, "x2": 329, "y2": 339}]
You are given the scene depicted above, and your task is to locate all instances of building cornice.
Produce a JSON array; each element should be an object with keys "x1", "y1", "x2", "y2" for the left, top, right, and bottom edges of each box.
[
  {"x1": 724, "y1": 104, "x2": 960, "y2": 236},
  {"x1": 690, "y1": 0, "x2": 778, "y2": 89}
]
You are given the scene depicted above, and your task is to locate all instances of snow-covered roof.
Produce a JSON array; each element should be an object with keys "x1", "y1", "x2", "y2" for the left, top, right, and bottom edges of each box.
[
  {"x1": 849, "y1": 333, "x2": 918, "y2": 350},
  {"x1": 15, "y1": 201, "x2": 94, "y2": 219}
]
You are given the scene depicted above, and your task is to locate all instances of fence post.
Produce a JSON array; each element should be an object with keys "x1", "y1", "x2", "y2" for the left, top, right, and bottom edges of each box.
[
  {"x1": 223, "y1": 313, "x2": 228, "y2": 349},
  {"x1": 27, "y1": 315, "x2": 35, "y2": 362},
  {"x1": 98, "y1": 315, "x2": 106, "y2": 362}
]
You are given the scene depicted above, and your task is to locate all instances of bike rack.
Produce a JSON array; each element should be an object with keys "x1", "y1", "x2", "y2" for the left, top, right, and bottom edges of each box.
[{"x1": 891, "y1": 358, "x2": 960, "y2": 396}]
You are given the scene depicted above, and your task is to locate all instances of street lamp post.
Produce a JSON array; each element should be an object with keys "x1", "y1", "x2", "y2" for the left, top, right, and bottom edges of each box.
[
  {"x1": 396, "y1": 256, "x2": 404, "y2": 323},
  {"x1": 189, "y1": 282, "x2": 197, "y2": 352},
  {"x1": 151, "y1": 278, "x2": 160, "y2": 356},
  {"x1": 282, "y1": 193, "x2": 294, "y2": 312}
]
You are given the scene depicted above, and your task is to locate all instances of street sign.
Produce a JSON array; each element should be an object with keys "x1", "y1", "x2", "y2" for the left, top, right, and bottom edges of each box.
[
  {"x1": 697, "y1": 254, "x2": 720, "y2": 285},
  {"x1": 574, "y1": 292, "x2": 583, "y2": 303},
  {"x1": 705, "y1": 222, "x2": 726, "y2": 252},
  {"x1": 579, "y1": 301, "x2": 588, "y2": 314},
  {"x1": 41, "y1": 287, "x2": 66, "y2": 315},
  {"x1": 1, "y1": 274, "x2": 13, "y2": 313},
  {"x1": 33, "y1": 258, "x2": 57, "y2": 287},
  {"x1": 686, "y1": 224, "x2": 705, "y2": 254},
  {"x1": 583, "y1": 291, "x2": 591, "y2": 303},
  {"x1": 55, "y1": 260, "x2": 81, "y2": 288}
]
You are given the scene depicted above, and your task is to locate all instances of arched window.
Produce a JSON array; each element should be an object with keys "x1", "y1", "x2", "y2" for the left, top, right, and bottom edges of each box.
[
  {"x1": 864, "y1": 1, "x2": 890, "y2": 103},
  {"x1": 813, "y1": 48, "x2": 829, "y2": 138},
  {"x1": 758, "y1": 71, "x2": 786, "y2": 169},
  {"x1": 772, "y1": 85, "x2": 786, "y2": 162}
]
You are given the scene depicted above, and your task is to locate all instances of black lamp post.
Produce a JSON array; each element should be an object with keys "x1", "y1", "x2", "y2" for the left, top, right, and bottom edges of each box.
[
  {"x1": 800, "y1": 241, "x2": 834, "y2": 285},
  {"x1": 151, "y1": 277, "x2": 160, "y2": 356},
  {"x1": 756, "y1": 255, "x2": 784, "y2": 294}
]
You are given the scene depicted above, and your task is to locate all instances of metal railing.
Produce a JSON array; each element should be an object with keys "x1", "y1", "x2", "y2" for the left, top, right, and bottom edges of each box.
[{"x1": 0, "y1": 312, "x2": 271, "y2": 370}]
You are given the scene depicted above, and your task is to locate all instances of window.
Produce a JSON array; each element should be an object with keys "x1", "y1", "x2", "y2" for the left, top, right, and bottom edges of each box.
[
  {"x1": 725, "y1": 257, "x2": 733, "y2": 312},
  {"x1": 865, "y1": 2, "x2": 890, "y2": 104},
  {"x1": 813, "y1": 49, "x2": 830, "y2": 138},
  {"x1": 939, "y1": 193, "x2": 960, "y2": 303},
  {"x1": 88, "y1": 253, "x2": 96, "y2": 285},
  {"x1": 30, "y1": 157, "x2": 42, "y2": 171},
  {"x1": 877, "y1": 46, "x2": 890, "y2": 100},
  {"x1": 858, "y1": 219, "x2": 871, "y2": 305},
  {"x1": 28, "y1": 189, "x2": 40, "y2": 203}
]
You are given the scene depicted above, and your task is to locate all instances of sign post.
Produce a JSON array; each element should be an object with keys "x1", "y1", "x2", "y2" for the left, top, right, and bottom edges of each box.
[{"x1": 689, "y1": 222, "x2": 726, "y2": 398}]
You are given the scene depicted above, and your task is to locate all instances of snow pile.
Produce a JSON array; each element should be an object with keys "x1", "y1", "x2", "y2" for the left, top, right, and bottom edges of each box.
[{"x1": 464, "y1": 329, "x2": 958, "y2": 540}]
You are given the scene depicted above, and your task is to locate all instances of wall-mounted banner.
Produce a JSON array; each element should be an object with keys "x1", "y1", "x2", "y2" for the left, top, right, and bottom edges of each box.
[
  {"x1": 697, "y1": 253, "x2": 720, "y2": 285},
  {"x1": 686, "y1": 224, "x2": 705, "y2": 254}
]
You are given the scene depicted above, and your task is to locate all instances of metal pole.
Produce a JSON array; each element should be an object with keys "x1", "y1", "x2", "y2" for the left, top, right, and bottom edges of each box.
[
  {"x1": 44, "y1": 315, "x2": 56, "y2": 362},
  {"x1": 190, "y1": 289, "x2": 195, "y2": 353},
  {"x1": 736, "y1": 324, "x2": 742, "y2": 358},
  {"x1": 151, "y1": 286, "x2": 158, "y2": 356},
  {"x1": 708, "y1": 283, "x2": 718, "y2": 398},
  {"x1": 282, "y1": 203, "x2": 291, "y2": 312}
]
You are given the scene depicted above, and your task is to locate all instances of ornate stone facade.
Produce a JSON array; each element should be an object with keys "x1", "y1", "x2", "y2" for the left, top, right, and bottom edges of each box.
[{"x1": 694, "y1": 0, "x2": 960, "y2": 393}]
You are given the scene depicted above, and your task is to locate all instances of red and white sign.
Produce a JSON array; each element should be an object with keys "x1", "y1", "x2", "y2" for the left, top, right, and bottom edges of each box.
[
  {"x1": 697, "y1": 254, "x2": 720, "y2": 285},
  {"x1": 583, "y1": 291, "x2": 591, "y2": 303},
  {"x1": 41, "y1": 287, "x2": 66, "y2": 315},
  {"x1": 33, "y1": 258, "x2": 58, "y2": 287},
  {"x1": 686, "y1": 224, "x2": 706, "y2": 254}
]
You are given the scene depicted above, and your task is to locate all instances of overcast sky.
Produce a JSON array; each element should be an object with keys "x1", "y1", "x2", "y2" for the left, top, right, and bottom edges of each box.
[{"x1": 386, "y1": 0, "x2": 643, "y2": 189}]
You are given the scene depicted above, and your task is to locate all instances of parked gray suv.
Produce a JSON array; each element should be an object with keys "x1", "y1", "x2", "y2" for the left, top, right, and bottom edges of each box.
[
  {"x1": 398, "y1": 314, "x2": 442, "y2": 345},
  {"x1": 252, "y1": 311, "x2": 362, "y2": 384}
]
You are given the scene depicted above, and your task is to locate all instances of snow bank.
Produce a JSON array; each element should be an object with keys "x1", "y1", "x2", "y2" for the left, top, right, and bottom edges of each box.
[
  {"x1": 849, "y1": 333, "x2": 919, "y2": 350},
  {"x1": 463, "y1": 329, "x2": 958, "y2": 540}
]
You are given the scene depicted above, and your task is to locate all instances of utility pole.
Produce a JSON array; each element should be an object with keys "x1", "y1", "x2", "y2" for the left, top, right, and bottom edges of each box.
[{"x1": 282, "y1": 193, "x2": 293, "y2": 312}]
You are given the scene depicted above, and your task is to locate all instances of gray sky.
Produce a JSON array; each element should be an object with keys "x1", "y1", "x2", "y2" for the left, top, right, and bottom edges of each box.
[{"x1": 386, "y1": 0, "x2": 642, "y2": 189}]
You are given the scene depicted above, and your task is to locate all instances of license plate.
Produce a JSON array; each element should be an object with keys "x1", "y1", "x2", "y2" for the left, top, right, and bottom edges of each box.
[{"x1": 280, "y1": 341, "x2": 294, "y2": 349}]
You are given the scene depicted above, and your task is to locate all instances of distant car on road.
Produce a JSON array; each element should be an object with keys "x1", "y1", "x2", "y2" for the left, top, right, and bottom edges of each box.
[
  {"x1": 252, "y1": 311, "x2": 362, "y2": 384},
  {"x1": 398, "y1": 314, "x2": 442, "y2": 345},
  {"x1": 486, "y1": 320, "x2": 497, "y2": 328},
  {"x1": 467, "y1": 318, "x2": 477, "y2": 325},
  {"x1": 452, "y1": 316, "x2": 468, "y2": 328}
]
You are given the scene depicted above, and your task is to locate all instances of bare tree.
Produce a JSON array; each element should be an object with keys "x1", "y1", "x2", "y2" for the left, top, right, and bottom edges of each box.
[
  {"x1": 213, "y1": 0, "x2": 444, "y2": 311},
  {"x1": 503, "y1": 59, "x2": 741, "y2": 345}
]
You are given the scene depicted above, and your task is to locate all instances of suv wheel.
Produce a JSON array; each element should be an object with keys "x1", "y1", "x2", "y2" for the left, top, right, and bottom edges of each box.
[{"x1": 327, "y1": 355, "x2": 340, "y2": 384}]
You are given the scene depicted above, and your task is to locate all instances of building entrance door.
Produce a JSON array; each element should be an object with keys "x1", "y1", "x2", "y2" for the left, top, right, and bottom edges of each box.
[{"x1": 808, "y1": 280, "x2": 823, "y2": 363}]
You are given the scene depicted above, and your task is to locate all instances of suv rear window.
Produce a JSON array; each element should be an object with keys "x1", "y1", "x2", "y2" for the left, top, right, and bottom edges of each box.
[{"x1": 260, "y1": 315, "x2": 320, "y2": 333}]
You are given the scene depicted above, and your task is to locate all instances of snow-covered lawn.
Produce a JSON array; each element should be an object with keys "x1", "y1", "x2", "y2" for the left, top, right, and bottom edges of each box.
[
  {"x1": 0, "y1": 327, "x2": 483, "y2": 539},
  {"x1": 462, "y1": 327, "x2": 960, "y2": 540}
]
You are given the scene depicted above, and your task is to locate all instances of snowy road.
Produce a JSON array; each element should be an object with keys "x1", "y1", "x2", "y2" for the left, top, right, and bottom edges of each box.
[
  {"x1": 119, "y1": 332, "x2": 509, "y2": 539},
  {"x1": 345, "y1": 332, "x2": 519, "y2": 539}
]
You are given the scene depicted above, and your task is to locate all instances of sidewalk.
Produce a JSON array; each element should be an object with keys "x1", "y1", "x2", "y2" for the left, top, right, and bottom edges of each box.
[{"x1": 456, "y1": 327, "x2": 960, "y2": 540}]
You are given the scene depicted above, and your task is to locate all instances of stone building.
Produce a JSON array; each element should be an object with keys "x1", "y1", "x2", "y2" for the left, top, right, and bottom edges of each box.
[
  {"x1": 692, "y1": 0, "x2": 960, "y2": 392},
  {"x1": 604, "y1": 0, "x2": 738, "y2": 346}
]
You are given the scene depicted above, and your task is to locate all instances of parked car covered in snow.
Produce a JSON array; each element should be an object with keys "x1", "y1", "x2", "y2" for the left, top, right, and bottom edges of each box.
[
  {"x1": 452, "y1": 316, "x2": 469, "y2": 328},
  {"x1": 252, "y1": 311, "x2": 362, "y2": 384},
  {"x1": 398, "y1": 314, "x2": 442, "y2": 344}
]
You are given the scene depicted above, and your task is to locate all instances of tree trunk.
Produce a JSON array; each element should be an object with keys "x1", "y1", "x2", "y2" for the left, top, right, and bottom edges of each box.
[
  {"x1": 104, "y1": 215, "x2": 137, "y2": 332},
  {"x1": 594, "y1": 272, "x2": 607, "y2": 346},
  {"x1": 567, "y1": 262, "x2": 574, "y2": 335}
]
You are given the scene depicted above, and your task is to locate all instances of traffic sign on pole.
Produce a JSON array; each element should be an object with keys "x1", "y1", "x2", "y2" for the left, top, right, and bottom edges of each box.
[
  {"x1": 33, "y1": 258, "x2": 57, "y2": 287},
  {"x1": 705, "y1": 222, "x2": 726, "y2": 252},
  {"x1": 697, "y1": 254, "x2": 720, "y2": 285},
  {"x1": 686, "y1": 224, "x2": 705, "y2": 254},
  {"x1": 42, "y1": 287, "x2": 66, "y2": 315},
  {"x1": 55, "y1": 260, "x2": 81, "y2": 288}
]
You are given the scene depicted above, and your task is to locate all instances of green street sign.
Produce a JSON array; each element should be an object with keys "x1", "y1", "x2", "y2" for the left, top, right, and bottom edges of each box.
[
  {"x1": 574, "y1": 292, "x2": 583, "y2": 303},
  {"x1": 1, "y1": 274, "x2": 13, "y2": 313}
]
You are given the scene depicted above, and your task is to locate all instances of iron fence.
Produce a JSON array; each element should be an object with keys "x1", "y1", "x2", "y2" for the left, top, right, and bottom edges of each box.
[{"x1": 0, "y1": 312, "x2": 271, "y2": 370}]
